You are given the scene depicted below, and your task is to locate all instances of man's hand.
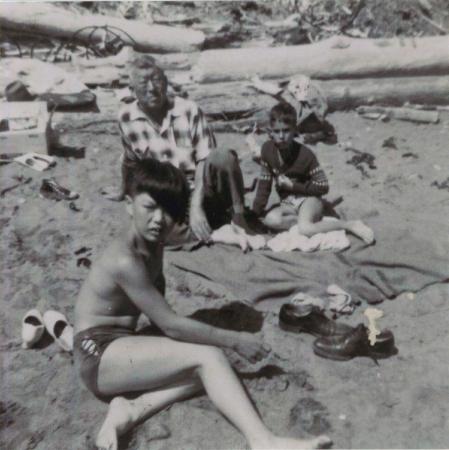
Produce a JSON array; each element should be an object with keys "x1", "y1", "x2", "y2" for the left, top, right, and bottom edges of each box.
[
  {"x1": 234, "y1": 333, "x2": 271, "y2": 364},
  {"x1": 276, "y1": 174, "x2": 294, "y2": 191},
  {"x1": 190, "y1": 203, "x2": 212, "y2": 242}
]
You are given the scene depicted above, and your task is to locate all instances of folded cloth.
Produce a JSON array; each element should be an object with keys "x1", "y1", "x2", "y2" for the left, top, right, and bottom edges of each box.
[
  {"x1": 327, "y1": 284, "x2": 359, "y2": 315},
  {"x1": 267, "y1": 224, "x2": 350, "y2": 253}
]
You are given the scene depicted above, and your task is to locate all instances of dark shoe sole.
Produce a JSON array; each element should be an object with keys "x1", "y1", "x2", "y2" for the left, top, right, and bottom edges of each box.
[
  {"x1": 313, "y1": 343, "x2": 397, "y2": 361},
  {"x1": 279, "y1": 319, "x2": 321, "y2": 338}
]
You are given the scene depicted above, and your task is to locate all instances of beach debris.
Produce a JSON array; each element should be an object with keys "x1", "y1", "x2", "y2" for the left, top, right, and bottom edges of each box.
[
  {"x1": 431, "y1": 177, "x2": 449, "y2": 192},
  {"x1": 345, "y1": 147, "x2": 376, "y2": 178},
  {"x1": 0, "y1": 176, "x2": 32, "y2": 198},
  {"x1": 357, "y1": 106, "x2": 439, "y2": 124},
  {"x1": 68, "y1": 202, "x2": 82, "y2": 212},
  {"x1": 289, "y1": 397, "x2": 331, "y2": 435},
  {"x1": 75, "y1": 247, "x2": 92, "y2": 268},
  {"x1": 42, "y1": 310, "x2": 74, "y2": 352},
  {"x1": 0, "y1": 102, "x2": 50, "y2": 154},
  {"x1": 21, "y1": 309, "x2": 45, "y2": 349},
  {"x1": 77, "y1": 257, "x2": 92, "y2": 268},
  {"x1": 14, "y1": 153, "x2": 55, "y2": 172},
  {"x1": 382, "y1": 137, "x2": 397, "y2": 150},
  {"x1": 75, "y1": 246, "x2": 92, "y2": 256},
  {"x1": 363, "y1": 307, "x2": 384, "y2": 346},
  {"x1": 40, "y1": 178, "x2": 79, "y2": 201},
  {"x1": 402, "y1": 152, "x2": 418, "y2": 159}
]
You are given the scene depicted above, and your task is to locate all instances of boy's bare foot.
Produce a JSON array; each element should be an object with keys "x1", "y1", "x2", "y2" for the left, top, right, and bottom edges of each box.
[
  {"x1": 347, "y1": 220, "x2": 375, "y2": 245},
  {"x1": 101, "y1": 187, "x2": 124, "y2": 202},
  {"x1": 253, "y1": 434, "x2": 332, "y2": 449},
  {"x1": 96, "y1": 397, "x2": 136, "y2": 450}
]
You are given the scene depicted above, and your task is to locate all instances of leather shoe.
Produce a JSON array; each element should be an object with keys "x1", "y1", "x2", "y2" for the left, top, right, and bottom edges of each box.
[
  {"x1": 313, "y1": 324, "x2": 396, "y2": 361},
  {"x1": 279, "y1": 303, "x2": 354, "y2": 337}
]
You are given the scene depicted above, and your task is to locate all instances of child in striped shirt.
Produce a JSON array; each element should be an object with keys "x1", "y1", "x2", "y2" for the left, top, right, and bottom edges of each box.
[{"x1": 252, "y1": 103, "x2": 374, "y2": 244}]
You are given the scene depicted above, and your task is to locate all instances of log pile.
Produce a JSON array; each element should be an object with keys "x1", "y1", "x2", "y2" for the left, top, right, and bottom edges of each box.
[{"x1": 1, "y1": 3, "x2": 449, "y2": 124}]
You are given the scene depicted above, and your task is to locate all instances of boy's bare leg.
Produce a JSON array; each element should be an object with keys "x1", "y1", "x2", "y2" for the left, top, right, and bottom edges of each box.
[
  {"x1": 95, "y1": 336, "x2": 331, "y2": 450},
  {"x1": 96, "y1": 381, "x2": 202, "y2": 450},
  {"x1": 298, "y1": 197, "x2": 374, "y2": 244},
  {"x1": 262, "y1": 205, "x2": 298, "y2": 231}
]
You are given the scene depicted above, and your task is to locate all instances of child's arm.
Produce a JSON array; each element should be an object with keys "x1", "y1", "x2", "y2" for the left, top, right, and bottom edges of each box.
[
  {"x1": 117, "y1": 256, "x2": 270, "y2": 363},
  {"x1": 288, "y1": 166, "x2": 329, "y2": 196},
  {"x1": 279, "y1": 148, "x2": 329, "y2": 197}
]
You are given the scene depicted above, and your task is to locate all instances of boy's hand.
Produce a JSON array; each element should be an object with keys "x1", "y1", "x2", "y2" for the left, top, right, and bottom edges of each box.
[
  {"x1": 190, "y1": 203, "x2": 212, "y2": 242},
  {"x1": 276, "y1": 174, "x2": 294, "y2": 190},
  {"x1": 234, "y1": 334, "x2": 271, "y2": 363}
]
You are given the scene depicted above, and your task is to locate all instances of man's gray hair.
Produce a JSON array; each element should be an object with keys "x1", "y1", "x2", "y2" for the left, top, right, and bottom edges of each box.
[{"x1": 129, "y1": 50, "x2": 158, "y2": 70}]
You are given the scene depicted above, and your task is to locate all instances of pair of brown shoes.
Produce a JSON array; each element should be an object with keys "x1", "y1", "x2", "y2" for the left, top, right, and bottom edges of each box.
[{"x1": 279, "y1": 304, "x2": 397, "y2": 361}]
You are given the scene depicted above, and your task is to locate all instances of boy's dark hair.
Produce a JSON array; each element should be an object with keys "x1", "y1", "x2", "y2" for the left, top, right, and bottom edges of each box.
[
  {"x1": 125, "y1": 159, "x2": 189, "y2": 224},
  {"x1": 269, "y1": 102, "x2": 297, "y2": 127}
]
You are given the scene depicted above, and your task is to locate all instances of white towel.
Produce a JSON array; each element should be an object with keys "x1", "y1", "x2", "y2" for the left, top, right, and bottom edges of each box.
[{"x1": 267, "y1": 223, "x2": 350, "y2": 253}]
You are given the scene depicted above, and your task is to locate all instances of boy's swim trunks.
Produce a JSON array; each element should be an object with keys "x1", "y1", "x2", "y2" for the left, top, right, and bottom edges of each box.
[{"x1": 74, "y1": 325, "x2": 162, "y2": 400}]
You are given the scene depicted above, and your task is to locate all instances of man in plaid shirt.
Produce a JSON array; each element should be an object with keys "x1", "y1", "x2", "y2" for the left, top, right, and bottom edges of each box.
[{"x1": 104, "y1": 53, "x2": 252, "y2": 242}]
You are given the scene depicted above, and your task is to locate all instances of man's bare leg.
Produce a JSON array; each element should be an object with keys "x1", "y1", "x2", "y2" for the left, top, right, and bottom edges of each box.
[
  {"x1": 298, "y1": 198, "x2": 374, "y2": 244},
  {"x1": 95, "y1": 336, "x2": 331, "y2": 450},
  {"x1": 96, "y1": 381, "x2": 202, "y2": 450}
]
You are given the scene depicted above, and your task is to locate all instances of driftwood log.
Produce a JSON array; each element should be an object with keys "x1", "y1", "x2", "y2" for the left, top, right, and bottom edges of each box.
[
  {"x1": 187, "y1": 76, "x2": 449, "y2": 116},
  {"x1": 192, "y1": 35, "x2": 449, "y2": 83},
  {"x1": 0, "y1": 3, "x2": 205, "y2": 53},
  {"x1": 357, "y1": 106, "x2": 440, "y2": 123}
]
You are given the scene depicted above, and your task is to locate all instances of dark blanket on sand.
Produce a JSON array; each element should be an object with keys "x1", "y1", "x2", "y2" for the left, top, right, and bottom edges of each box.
[{"x1": 167, "y1": 214, "x2": 448, "y2": 309}]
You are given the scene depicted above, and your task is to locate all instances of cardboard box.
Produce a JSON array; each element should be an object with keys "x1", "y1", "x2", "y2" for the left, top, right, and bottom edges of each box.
[{"x1": 0, "y1": 102, "x2": 50, "y2": 154}]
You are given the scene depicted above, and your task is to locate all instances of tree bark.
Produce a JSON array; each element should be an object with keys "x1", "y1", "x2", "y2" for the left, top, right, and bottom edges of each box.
[
  {"x1": 0, "y1": 3, "x2": 205, "y2": 54},
  {"x1": 192, "y1": 35, "x2": 449, "y2": 83}
]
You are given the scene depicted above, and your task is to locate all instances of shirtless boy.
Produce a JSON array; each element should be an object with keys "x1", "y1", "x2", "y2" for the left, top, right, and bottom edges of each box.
[
  {"x1": 74, "y1": 158, "x2": 331, "y2": 450},
  {"x1": 253, "y1": 102, "x2": 375, "y2": 244}
]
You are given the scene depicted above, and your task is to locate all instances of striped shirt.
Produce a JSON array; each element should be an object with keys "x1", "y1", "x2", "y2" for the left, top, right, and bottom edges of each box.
[
  {"x1": 252, "y1": 139, "x2": 329, "y2": 215},
  {"x1": 118, "y1": 96, "x2": 216, "y2": 178}
]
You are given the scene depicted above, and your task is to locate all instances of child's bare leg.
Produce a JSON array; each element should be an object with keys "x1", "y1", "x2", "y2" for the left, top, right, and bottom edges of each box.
[
  {"x1": 263, "y1": 205, "x2": 297, "y2": 231},
  {"x1": 297, "y1": 197, "x2": 374, "y2": 244},
  {"x1": 95, "y1": 336, "x2": 331, "y2": 450},
  {"x1": 96, "y1": 381, "x2": 202, "y2": 450}
]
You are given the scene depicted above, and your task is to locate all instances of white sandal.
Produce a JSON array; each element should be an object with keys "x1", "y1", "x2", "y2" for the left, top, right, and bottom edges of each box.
[
  {"x1": 43, "y1": 310, "x2": 74, "y2": 352},
  {"x1": 21, "y1": 309, "x2": 45, "y2": 349}
]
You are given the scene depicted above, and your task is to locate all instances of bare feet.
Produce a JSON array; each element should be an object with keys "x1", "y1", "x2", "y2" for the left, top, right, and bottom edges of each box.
[
  {"x1": 101, "y1": 187, "x2": 124, "y2": 202},
  {"x1": 347, "y1": 220, "x2": 375, "y2": 245},
  {"x1": 96, "y1": 397, "x2": 136, "y2": 450},
  {"x1": 253, "y1": 434, "x2": 332, "y2": 449}
]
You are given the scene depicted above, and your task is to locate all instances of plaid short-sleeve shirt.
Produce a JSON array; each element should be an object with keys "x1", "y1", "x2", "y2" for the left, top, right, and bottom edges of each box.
[{"x1": 118, "y1": 96, "x2": 216, "y2": 178}]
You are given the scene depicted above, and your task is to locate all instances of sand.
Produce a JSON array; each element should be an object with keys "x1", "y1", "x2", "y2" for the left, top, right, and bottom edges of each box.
[{"x1": 1, "y1": 88, "x2": 448, "y2": 449}]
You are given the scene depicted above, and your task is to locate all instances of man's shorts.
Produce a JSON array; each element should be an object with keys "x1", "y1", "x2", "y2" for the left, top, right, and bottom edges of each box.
[{"x1": 74, "y1": 325, "x2": 162, "y2": 401}]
